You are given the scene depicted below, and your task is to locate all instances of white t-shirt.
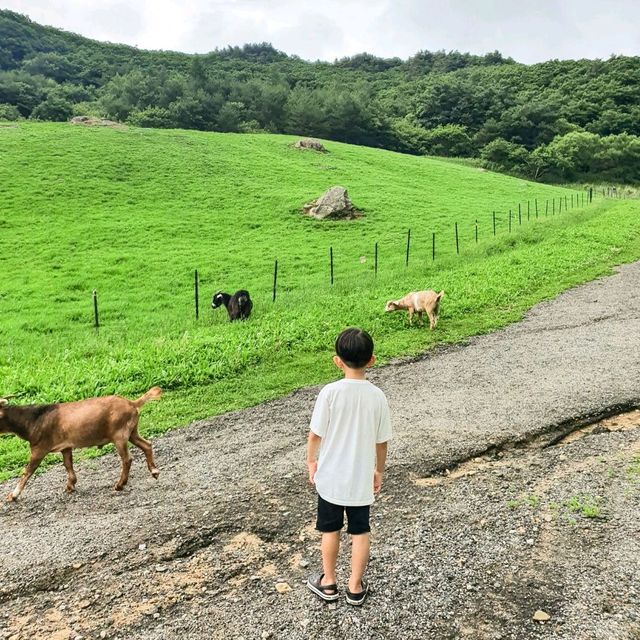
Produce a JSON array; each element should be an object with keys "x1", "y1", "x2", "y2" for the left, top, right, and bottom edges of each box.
[{"x1": 310, "y1": 378, "x2": 392, "y2": 506}]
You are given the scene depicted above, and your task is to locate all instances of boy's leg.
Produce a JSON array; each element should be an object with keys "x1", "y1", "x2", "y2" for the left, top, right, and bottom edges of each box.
[
  {"x1": 349, "y1": 533, "x2": 370, "y2": 593},
  {"x1": 314, "y1": 495, "x2": 344, "y2": 592},
  {"x1": 345, "y1": 505, "x2": 371, "y2": 593},
  {"x1": 321, "y1": 531, "x2": 340, "y2": 586}
]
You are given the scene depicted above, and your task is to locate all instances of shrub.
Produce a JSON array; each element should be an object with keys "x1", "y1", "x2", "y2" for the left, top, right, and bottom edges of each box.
[
  {"x1": 127, "y1": 106, "x2": 175, "y2": 128},
  {"x1": 31, "y1": 95, "x2": 73, "y2": 121},
  {"x1": 422, "y1": 124, "x2": 474, "y2": 157},
  {"x1": 481, "y1": 138, "x2": 529, "y2": 172},
  {"x1": 0, "y1": 102, "x2": 20, "y2": 120}
]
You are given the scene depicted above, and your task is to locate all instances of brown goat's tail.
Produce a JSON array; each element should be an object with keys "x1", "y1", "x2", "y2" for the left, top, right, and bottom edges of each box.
[{"x1": 133, "y1": 386, "x2": 163, "y2": 408}]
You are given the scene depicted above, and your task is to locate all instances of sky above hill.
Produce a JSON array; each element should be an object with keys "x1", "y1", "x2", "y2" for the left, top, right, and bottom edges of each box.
[{"x1": 3, "y1": 0, "x2": 639, "y2": 63}]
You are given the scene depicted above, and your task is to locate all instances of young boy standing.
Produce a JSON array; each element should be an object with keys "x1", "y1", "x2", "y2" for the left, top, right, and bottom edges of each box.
[{"x1": 306, "y1": 327, "x2": 392, "y2": 606}]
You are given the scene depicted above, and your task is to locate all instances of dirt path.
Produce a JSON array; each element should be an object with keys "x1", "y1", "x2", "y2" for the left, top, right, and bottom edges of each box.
[{"x1": 2, "y1": 263, "x2": 640, "y2": 640}]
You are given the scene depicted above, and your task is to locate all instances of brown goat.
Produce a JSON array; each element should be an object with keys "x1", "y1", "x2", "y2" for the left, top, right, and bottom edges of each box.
[
  {"x1": 385, "y1": 290, "x2": 445, "y2": 329},
  {"x1": 0, "y1": 387, "x2": 162, "y2": 502}
]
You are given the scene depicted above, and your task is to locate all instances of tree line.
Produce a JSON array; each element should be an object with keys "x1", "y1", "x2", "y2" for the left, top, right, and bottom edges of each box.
[{"x1": 1, "y1": 10, "x2": 639, "y2": 183}]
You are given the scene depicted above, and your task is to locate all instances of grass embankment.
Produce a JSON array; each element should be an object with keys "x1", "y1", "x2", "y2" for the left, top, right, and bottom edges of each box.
[{"x1": 1, "y1": 122, "x2": 639, "y2": 480}]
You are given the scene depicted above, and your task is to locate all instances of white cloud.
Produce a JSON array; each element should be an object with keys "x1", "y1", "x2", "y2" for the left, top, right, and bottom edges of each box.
[
  {"x1": 4, "y1": 0, "x2": 143, "y2": 43},
  {"x1": 2, "y1": 0, "x2": 639, "y2": 62}
]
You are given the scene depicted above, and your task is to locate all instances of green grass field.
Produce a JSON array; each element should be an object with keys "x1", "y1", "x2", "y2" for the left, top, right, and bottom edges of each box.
[{"x1": 1, "y1": 121, "x2": 639, "y2": 480}]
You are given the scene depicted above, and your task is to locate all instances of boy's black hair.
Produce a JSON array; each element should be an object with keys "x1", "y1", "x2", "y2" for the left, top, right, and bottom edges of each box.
[{"x1": 335, "y1": 328, "x2": 374, "y2": 369}]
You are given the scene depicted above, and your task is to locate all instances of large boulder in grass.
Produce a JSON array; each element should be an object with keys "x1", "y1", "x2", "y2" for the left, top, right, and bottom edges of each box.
[
  {"x1": 303, "y1": 186, "x2": 361, "y2": 220},
  {"x1": 294, "y1": 138, "x2": 327, "y2": 152},
  {"x1": 70, "y1": 115, "x2": 122, "y2": 128}
]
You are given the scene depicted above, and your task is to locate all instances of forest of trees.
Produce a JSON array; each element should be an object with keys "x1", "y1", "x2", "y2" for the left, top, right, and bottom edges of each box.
[{"x1": 2, "y1": 10, "x2": 639, "y2": 183}]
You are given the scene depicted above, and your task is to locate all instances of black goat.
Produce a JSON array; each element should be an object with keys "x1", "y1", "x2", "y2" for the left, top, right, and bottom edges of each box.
[{"x1": 211, "y1": 290, "x2": 253, "y2": 321}]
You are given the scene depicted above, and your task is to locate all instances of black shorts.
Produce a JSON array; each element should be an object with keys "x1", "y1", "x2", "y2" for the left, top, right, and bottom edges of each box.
[{"x1": 316, "y1": 494, "x2": 370, "y2": 535}]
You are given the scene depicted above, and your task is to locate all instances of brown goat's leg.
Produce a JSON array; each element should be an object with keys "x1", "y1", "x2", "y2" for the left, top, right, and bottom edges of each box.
[
  {"x1": 113, "y1": 440, "x2": 132, "y2": 491},
  {"x1": 428, "y1": 311, "x2": 435, "y2": 330},
  {"x1": 407, "y1": 309, "x2": 414, "y2": 325},
  {"x1": 129, "y1": 430, "x2": 160, "y2": 479},
  {"x1": 62, "y1": 448, "x2": 77, "y2": 493},
  {"x1": 7, "y1": 449, "x2": 46, "y2": 502},
  {"x1": 417, "y1": 312, "x2": 424, "y2": 326}
]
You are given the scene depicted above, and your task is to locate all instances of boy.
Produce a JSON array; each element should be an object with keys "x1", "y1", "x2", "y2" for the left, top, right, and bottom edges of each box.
[{"x1": 306, "y1": 327, "x2": 392, "y2": 606}]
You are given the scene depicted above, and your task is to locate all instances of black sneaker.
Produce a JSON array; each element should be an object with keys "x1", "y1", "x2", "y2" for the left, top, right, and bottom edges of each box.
[{"x1": 345, "y1": 581, "x2": 368, "y2": 606}]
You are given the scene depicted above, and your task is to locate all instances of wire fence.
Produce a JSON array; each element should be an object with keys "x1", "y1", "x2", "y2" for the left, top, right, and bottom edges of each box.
[{"x1": 87, "y1": 187, "x2": 627, "y2": 328}]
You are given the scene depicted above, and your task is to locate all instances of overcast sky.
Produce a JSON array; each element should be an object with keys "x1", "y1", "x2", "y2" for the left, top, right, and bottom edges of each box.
[{"x1": 3, "y1": 0, "x2": 640, "y2": 63}]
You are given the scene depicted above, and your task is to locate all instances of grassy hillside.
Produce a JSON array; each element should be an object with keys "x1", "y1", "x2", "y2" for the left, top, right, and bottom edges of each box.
[
  {"x1": 1, "y1": 121, "x2": 639, "y2": 480},
  {"x1": 4, "y1": 10, "x2": 640, "y2": 184}
]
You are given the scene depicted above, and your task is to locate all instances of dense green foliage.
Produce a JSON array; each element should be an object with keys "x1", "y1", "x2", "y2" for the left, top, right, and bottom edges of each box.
[
  {"x1": 2, "y1": 10, "x2": 640, "y2": 182},
  {"x1": 1, "y1": 122, "x2": 639, "y2": 479}
]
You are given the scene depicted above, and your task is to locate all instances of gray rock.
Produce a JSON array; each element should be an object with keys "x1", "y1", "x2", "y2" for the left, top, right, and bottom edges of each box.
[
  {"x1": 304, "y1": 186, "x2": 359, "y2": 220},
  {"x1": 293, "y1": 138, "x2": 327, "y2": 152},
  {"x1": 70, "y1": 116, "x2": 121, "y2": 128}
]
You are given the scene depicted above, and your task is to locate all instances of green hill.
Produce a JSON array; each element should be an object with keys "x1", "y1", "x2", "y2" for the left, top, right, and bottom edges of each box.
[
  {"x1": 1, "y1": 121, "x2": 639, "y2": 478},
  {"x1": 2, "y1": 10, "x2": 640, "y2": 182}
]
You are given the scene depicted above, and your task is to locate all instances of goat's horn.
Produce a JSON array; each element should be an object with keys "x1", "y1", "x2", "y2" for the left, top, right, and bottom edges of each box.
[{"x1": 0, "y1": 398, "x2": 8, "y2": 407}]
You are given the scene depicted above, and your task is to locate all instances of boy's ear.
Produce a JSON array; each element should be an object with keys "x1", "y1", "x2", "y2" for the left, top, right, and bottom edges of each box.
[
  {"x1": 333, "y1": 355, "x2": 344, "y2": 369},
  {"x1": 367, "y1": 355, "x2": 376, "y2": 368}
]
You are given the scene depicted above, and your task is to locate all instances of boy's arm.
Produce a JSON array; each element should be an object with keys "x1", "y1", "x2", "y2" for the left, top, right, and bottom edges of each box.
[
  {"x1": 373, "y1": 441, "x2": 388, "y2": 494},
  {"x1": 374, "y1": 391, "x2": 392, "y2": 494},
  {"x1": 307, "y1": 431, "x2": 322, "y2": 484},
  {"x1": 308, "y1": 387, "x2": 330, "y2": 484}
]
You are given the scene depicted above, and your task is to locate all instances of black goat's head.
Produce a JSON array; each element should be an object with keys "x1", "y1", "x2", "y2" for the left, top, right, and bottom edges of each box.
[{"x1": 211, "y1": 291, "x2": 227, "y2": 309}]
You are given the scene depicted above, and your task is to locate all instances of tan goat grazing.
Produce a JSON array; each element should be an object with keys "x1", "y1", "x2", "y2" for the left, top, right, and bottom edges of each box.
[
  {"x1": 0, "y1": 387, "x2": 162, "y2": 502},
  {"x1": 385, "y1": 290, "x2": 445, "y2": 329}
]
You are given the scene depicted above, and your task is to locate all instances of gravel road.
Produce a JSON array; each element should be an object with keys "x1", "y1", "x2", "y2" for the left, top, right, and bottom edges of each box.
[{"x1": 1, "y1": 262, "x2": 640, "y2": 640}]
